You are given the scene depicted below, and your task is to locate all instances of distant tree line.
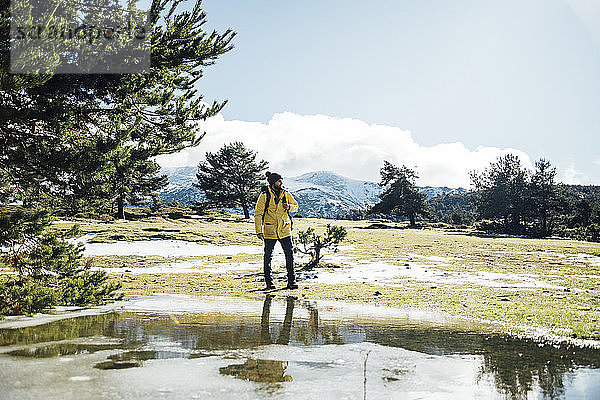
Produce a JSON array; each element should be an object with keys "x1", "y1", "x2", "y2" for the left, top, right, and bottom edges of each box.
[
  {"x1": 469, "y1": 155, "x2": 560, "y2": 237},
  {"x1": 187, "y1": 147, "x2": 600, "y2": 244},
  {"x1": 363, "y1": 155, "x2": 600, "y2": 242}
]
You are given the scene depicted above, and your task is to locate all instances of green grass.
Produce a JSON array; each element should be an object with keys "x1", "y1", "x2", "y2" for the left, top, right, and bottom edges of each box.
[
  {"x1": 55, "y1": 215, "x2": 257, "y2": 245},
  {"x1": 52, "y1": 214, "x2": 600, "y2": 341}
]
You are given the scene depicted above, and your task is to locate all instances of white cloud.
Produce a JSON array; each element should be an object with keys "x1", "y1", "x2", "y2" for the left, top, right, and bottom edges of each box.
[
  {"x1": 558, "y1": 163, "x2": 590, "y2": 185},
  {"x1": 156, "y1": 111, "x2": 534, "y2": 188}
]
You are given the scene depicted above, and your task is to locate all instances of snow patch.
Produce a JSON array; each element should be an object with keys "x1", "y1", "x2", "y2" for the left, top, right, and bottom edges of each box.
[
  {"x1": 305, "y1": 261, "x2": 568, "y2": 290},
  {"x1": 78, "y1": 238, "x2": 262, "y2": 257},
  {"x1": 69, "y1": 376, "x2": 92, "y2": 382}
]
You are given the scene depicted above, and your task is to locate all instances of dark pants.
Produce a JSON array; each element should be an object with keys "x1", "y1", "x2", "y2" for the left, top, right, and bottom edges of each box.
[{"x1": 263, "y1": 236, "x2": 295, "y2": 286}]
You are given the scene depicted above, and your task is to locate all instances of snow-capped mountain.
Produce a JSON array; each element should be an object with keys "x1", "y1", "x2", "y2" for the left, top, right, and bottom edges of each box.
[
  {"x1": 157, "y1": 168, "x2": 465, "y2": 218},
  {"x1": 159, "y1": 166, "x2": 204, "y2": 205},
  {"x1": 419, "y1": 186, "x2": 467, "y2": 199},
  {"x1": 283, "y1": 171, "x2": 381, "y2": 217}
]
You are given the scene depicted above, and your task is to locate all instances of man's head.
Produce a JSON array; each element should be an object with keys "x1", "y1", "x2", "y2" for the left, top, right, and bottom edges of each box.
[{"x1": 266, "y1": 171, "x2": 283, "y2": 189}]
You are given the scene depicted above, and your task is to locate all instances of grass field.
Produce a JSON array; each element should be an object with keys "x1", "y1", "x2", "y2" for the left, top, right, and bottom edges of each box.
[{"x1": 56, "y1": 213, "x2": 600, "y2": 342}]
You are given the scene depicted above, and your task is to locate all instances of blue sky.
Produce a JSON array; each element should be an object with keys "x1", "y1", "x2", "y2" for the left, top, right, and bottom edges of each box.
[{"x1": 165, "y1": 0, "x2": 600, "y2": 186}]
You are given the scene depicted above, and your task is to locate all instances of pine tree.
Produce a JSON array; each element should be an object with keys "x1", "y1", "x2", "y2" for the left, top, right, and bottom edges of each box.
[
  {"x1": 370, "y1": 161, "x2": 428, "y2": 227},
  {"x1": 0, "y1": 0, "x2": 235, "y2": 313},
  {"x1": 470, "y1": 154, "x2": 529, "y2": 233},
  {"x1": 0, "y1": 208, "x2": 121, "y2": 315},
  {"x1": 527, "y1": 159, "x2": 561, "y2": 237},
  {"x1": 1, "y1": 0, "x2": 236, "y2": 217},
  {"x1": 195, "y1": 142, "x2": 268, "y2": 219}
]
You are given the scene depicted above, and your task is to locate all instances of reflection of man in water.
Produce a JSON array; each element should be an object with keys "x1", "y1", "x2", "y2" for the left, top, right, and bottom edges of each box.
[
  {"x1": 219, "y1": 295, "x2": 296, "y2": 383},
  {"x1": 260, "y1": 295, "x2": 295, "y2": 345}
]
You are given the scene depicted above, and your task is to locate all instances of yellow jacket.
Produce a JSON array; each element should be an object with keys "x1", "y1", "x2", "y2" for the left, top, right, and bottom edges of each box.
[{"x1": 254, "y1": 187, "x2": 298, "y2": 239}]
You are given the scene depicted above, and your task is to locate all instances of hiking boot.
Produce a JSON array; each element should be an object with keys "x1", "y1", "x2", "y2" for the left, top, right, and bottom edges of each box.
[{"x1": 286, "y1": 282, "x2": 298, "y2": 290}]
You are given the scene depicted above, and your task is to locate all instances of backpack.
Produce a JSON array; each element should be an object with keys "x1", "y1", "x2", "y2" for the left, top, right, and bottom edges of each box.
[{"x1": 261, "y1": 185, "x2": 293, "y2": 230}]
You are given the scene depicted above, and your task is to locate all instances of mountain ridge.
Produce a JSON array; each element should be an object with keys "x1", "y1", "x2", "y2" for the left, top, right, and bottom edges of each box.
[{"x1": 158, "y1": 167, "x2": 466, "y2": 218}]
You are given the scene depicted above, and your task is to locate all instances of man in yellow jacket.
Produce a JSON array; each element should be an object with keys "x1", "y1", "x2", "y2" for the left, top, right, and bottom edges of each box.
[{"x1": 254, "y1": 171, "x2": 299, "y2": 290}]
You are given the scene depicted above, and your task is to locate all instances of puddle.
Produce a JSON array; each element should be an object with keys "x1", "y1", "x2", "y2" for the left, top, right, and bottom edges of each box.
[{"x1": 1, "y1": 295, "x2": 599, "y2": 399}]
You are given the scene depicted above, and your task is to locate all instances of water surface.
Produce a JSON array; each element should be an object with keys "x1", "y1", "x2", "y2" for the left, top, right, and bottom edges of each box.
[{"x1": 1, "y1": 295, "x2": 599, "y2": 399}]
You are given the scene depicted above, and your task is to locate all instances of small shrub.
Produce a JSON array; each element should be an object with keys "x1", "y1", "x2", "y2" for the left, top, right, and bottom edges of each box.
[
  {"x1": 0, "y1": 278, "x2": 56, "y2": 315},
  {"x1": 294, "y1": 224, "x2": 347, "y2": 270},
  {"x1": 0, "y1": 208, "x2": 121, "y2": 316}
]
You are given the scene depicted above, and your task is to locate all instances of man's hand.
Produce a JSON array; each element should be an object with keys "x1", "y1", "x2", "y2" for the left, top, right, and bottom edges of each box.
[{"x1": 257, "y1": 233, "x2": 264, "y2": 240}]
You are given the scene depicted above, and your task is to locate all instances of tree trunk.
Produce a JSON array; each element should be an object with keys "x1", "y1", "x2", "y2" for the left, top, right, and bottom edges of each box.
[
  {"x1": 116, "y1": 196, "x2": 125, "y2": 220},
  {"x1": 303, "y1": 247, "x2": 321, "y2": 270},
  {"x1": 547, "y1": 215, "x2": 554, "y2": 237},
  {"x1": 314, "y1": 247, "x2": 321, "y2": 265},
  {"x1": 511, "y1": 215, "x2": 520, "y2": 234},
  {"x1": 242, "y1": 203, "x2": 249, "y2": 219},
  {"x1": 541, "y1": 213, "x2": 548, "y2": 237},
  {"x1": 409, "y1": 213, "x2": 416, "y2": 227}
]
